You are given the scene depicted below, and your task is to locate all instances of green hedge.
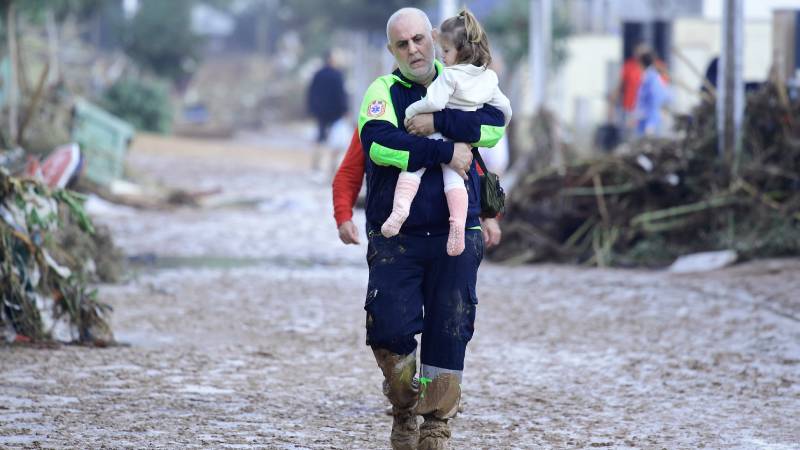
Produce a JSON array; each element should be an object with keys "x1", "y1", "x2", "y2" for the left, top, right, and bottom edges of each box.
[{"x1": 101, "y1": 78, "x2": 173, "y2": 133}]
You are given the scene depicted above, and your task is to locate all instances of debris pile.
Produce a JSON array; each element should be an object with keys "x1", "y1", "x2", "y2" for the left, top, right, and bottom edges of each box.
[
  {"x1": 491, "y1": 82, "x2": 800, "y2": 267},
  {"x1": 0, "y1": 169, "x2": 114, "y2": 344}
]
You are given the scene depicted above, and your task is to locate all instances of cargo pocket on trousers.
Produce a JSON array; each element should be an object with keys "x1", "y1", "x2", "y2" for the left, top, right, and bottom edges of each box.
[
  {"x1": 364, "y1": 286, "x2": 380, "y2": 344},
  {"x1": 366, "y1": 242, "x2": 377, "y2": 266},
  {"x1": 459, "y1": 286, "x2": 478, "y2": 342}
]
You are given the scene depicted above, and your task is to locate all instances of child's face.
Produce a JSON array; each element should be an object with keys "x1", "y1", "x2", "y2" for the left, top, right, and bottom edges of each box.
[{"x1": 438, "y1": 37, "x2": 458, "y2": 66}]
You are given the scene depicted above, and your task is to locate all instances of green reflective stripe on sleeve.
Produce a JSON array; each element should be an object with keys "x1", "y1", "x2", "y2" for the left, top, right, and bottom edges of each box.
[
  {"x1": 473, "y1": 124, "x2": 505, "y2": 148},
  {"x1": 369, "y1": 141, "x2": 409, "y2": 170},
  {"x1": 358, "y1": 76, "x2": 399, "y2": 133},
  {"x1": 468, "y1": 226, "x2": 481, "y2": 230}
]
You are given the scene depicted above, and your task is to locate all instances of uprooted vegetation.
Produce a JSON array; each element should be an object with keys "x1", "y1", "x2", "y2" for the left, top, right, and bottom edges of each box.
[
  {"x1": 491, "y1": 82, "x2": 800, "y2": 267},
  {"x1": 1, "y1": 170, "x2": 116, "y2": 344}
]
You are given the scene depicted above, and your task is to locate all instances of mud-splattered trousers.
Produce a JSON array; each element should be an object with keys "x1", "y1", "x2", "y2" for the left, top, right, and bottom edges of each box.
[{"x1": 365, "y1": 228, "x2": 483, "y2": 419}]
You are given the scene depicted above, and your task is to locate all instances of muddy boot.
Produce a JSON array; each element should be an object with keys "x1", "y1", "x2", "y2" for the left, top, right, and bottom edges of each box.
[
  {"x1": 415, "y1": 372, "x2": 461, "y2": 450},
  {"x1": 391, "y1": 405, "x2": 419, "y2": 450},
  {"x1": 384, "y1": 403, "x2": 463, "y2": 416},
  {"x1": 373, "y1": 348, "x2": 420, "y2": 450},
  {"x1": 418, "y1": 416, "x2": 451, "y2": 450}
]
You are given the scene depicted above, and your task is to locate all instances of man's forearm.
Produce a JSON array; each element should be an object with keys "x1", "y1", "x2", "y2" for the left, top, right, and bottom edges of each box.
[
  {"x1": 432, "y1": 104, "x2": 506, "y2": 147},
  {"x1": 360, "y1": 120, "x2": 454, "y2": 172}
]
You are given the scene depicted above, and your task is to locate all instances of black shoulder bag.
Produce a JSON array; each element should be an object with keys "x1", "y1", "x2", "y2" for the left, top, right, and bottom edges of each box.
[{"x1": 471, "y1": 148, "x2": 505, "y2": 218}]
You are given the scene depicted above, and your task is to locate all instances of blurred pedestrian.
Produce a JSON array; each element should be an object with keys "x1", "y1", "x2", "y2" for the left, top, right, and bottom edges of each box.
[
  {"x1": 307, "y1": 50, "x2": 348, "y2": 171},
  {"x1": 615, "y1": 42, "x2": 648, "y2": 134},
  {"x1": 703, "y1": 56, "x2": 719, "y2": 96},
  {"x1": 635, "y1": 50, "x2": 670, "y2": 136}
]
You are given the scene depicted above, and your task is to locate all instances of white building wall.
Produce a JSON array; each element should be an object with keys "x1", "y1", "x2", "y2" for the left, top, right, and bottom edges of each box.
[
  {"x1": 671, "y1": 18, "x2": 774, "y2": 114},
  {"x1": 703, "y1": 0, "x2": 800, "y2": 20},
  {"x1": 552, "y1": 34, "x2": 621, "y2": 134}
]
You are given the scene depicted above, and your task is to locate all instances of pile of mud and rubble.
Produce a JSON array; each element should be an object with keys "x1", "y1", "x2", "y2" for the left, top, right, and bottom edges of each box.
[
  {"x1": 1, "y1": 168, "x2": 119, "y2": 345},
  {"x1": 0, "y1": 17, "x2": 126, "y2": 345},
  {"x1": 492, "y1": 82, "x2": 800, "y2": 267}
]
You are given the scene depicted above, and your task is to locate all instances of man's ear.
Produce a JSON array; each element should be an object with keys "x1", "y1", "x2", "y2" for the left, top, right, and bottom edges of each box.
[
  {"x1": 386, "y1": 43, "x2": 393, "y2": 55},
  {"x1": 432, "y1": 28, "x2": 439, "y2": 41}
]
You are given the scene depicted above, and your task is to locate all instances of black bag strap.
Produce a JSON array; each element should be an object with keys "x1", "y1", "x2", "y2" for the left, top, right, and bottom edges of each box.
[{"x1": 471, "y1": 147, "x2": 489, "y2": 175}]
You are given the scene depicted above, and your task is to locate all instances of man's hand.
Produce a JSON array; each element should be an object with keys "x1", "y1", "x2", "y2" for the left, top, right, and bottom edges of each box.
[
  {"x1": 337, "y1": 220, "x2": 360, "y2": 245},
  {"x1": 449, "y1": 143, "x2": 473, "y2": 180},
  {"x1": 404, "y1": 113, "x2": 435, "y2": 136},
  {"x1": 481, "y1": 217, "x2": 502, "y2": 248}
]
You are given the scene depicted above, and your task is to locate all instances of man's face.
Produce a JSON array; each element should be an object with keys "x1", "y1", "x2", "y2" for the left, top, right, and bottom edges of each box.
[{"x1": 386, "y1": 14, "x2": 435, "y2": 83}]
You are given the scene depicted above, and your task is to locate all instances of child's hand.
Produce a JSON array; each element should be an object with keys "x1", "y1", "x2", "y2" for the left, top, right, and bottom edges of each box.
[{"x1": 404, "y1": 114, "x2": 435, "y2": 136}]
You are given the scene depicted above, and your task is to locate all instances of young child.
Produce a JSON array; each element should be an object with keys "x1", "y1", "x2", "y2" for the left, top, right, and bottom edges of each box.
[{"x1": 380, "y1": 8, "x2": 512, "y2": 256}]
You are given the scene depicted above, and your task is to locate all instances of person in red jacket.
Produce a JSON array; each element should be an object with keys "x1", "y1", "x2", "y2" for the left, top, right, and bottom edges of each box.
[
  {"x1": 332, "y1": 128, "x2": 501, "y2": 247},
  {"x1": 332, "y1": 129, "x2": 365, "y2": 244}
]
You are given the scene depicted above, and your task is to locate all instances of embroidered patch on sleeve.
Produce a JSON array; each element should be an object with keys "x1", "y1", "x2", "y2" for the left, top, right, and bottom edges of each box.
[{"x1": 367, "y1": 100, "x2": 386, "y2": 118}]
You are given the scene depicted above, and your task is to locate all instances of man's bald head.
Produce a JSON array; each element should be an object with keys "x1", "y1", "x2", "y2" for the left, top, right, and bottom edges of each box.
[
  {"x1": 385, "y1": 8, "x2": 436, "y2": 85},
  {"x1": 386, "y1": 8, "x2": 432, "y2": 43}
]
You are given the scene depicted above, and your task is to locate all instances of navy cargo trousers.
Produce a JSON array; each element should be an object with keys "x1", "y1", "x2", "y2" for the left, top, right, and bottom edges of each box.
[{"x1": 364, "y1": 228, "x2": 483, "y2": 373}]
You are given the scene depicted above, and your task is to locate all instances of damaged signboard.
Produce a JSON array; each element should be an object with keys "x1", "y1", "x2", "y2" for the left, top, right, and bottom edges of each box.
[{"x1": 71, "y1": 98, "x2": 135, "y2": 188}]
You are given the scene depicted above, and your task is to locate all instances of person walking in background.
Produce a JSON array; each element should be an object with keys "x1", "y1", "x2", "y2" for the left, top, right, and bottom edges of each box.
[
  {"x1": 702, "y1": 56, "x2": 719, "y2": 97},
  {"x1": 381, "y1": 8, "x2": 511, "y2": 257},
  {"x1": 358, "y1": 7, "x2": 508, "y2": 449},
  {"x1": 635, "y1": 50, "x2": 670, "y2": 136},
  {"x1": 307, "y1": 50, "x2": 348, "y2": 171},
  {"x1": 615, "y1": 42, "x2": 648, "y2": 135}
]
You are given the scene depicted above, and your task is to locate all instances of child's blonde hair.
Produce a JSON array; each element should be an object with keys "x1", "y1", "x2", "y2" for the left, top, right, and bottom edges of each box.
[{"x1": 439, "y1": 8, "x2": 491, "y2": 68}]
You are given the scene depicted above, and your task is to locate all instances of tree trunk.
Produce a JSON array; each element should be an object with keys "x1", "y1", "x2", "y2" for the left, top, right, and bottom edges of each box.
[
  {"x1": 7, "y1": 0, "x2": 19, "y2": 146},
  {"x1": 46, "y1": 9, "x2": 60, "y2": 87}
]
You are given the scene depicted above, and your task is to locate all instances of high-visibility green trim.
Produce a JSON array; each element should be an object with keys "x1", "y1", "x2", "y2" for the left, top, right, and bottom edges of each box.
[
  {"x1": 358, "y1": 63, "x2": 442, "y2": 133},
  {"x1": 468, "y1": 225, "x2": 481, "y2": 230},
  {"x1": 359, "y1": 76, "x2": 401, "y2": 133},
  {"x1": 434, "y1": 59, "x2": 443, "y2": 75},
  {"x1": 473, "y1": 124, "x2": 505, "y2": 148},
  {"x1": 390, "y1": 74, "x2": 411, "y2": 88},
  {"x1": 370, "y1": 141, "x2": 409, "y2": 170}
]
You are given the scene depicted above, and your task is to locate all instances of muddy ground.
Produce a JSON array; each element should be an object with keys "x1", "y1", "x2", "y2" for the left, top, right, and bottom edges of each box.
[{"x1": 1, "y1": 132, "x2": 799, "y2": 449}]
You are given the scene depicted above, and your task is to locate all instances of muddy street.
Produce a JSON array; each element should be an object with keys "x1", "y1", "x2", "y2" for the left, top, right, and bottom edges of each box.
[{"x1": 1, "y1": 134, "x2": 799, "y2": 449}]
